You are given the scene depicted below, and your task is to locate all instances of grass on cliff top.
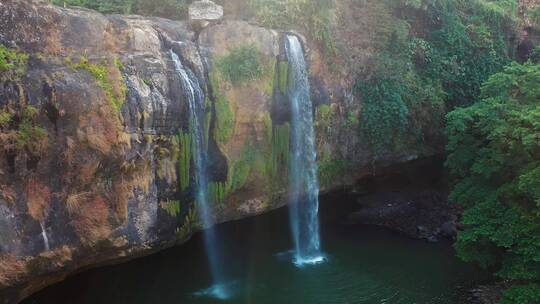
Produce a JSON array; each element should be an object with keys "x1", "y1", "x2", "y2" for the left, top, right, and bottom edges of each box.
[{"x1": 249, "y1": 0, "x2": 336, "y2": 55}]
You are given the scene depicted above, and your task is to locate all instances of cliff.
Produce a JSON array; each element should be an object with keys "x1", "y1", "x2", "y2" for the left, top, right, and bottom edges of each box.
[{"x1": 0, "y1": 0, "x2": 516, "y2": 302}]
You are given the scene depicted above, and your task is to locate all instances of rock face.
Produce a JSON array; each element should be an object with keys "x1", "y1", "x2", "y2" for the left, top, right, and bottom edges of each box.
[
  {"x1": 0, "y1": 1, "x2": 443, "y2": 303},
  {"x1": 188, "y1": 0, "x2": 223, "y2": 29}
]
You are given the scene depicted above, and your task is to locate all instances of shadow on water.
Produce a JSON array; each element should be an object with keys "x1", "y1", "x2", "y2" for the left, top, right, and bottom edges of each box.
[{"x1": 24, "y1": 172, "x2": 489, "y2": 304}]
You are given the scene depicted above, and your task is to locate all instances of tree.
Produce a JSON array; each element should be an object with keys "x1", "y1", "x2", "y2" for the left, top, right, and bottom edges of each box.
[{"x1": 446, "y1": 62, "x2": 540, "y2": 303}]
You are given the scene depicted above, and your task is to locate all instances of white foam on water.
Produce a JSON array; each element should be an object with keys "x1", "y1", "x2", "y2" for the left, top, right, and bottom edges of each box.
[{"x1": 193, "y1": 281, "x2": 238, "y2": 300}]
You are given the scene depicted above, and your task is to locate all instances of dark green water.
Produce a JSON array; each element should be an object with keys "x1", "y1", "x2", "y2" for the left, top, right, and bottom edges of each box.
[{"x1": 24, "y1": 193, "x2": 487, "y2": 304}]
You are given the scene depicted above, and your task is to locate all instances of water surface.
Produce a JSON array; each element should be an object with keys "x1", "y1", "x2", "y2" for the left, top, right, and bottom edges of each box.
[{"x1": 24, "y1": 193, "x2": 487, "y2": 304}]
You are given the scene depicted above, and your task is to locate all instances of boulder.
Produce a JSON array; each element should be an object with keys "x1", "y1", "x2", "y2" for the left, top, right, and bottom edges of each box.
[{"x1": 188, "y1": 0, "x2": 223, "y2": 30}]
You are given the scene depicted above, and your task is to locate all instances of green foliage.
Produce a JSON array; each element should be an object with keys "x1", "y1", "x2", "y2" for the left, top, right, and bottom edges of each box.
[
  {"x1": 268, "y1": 123, "x2": 290, "y2": 179},
  {"x1": 51, "y1": 0, "x2": 134, "y2": 13},
  {"x1": 160, "y1": 199, "x2": 181, "y2": 217},
  {"x1": 529, "y1": 6, "x2": 540, "y2": 30},
  {"x1": 420, "y1": 0, "x2": 515, "y2": 107},
  {"x1": 314, "y1": 104, "x2": 333, "y2": 131},
  {"x1": 134, "y1": 0, "x2": 189, "y2": 20},
  {"x1": 207, "y1": 182, "x2": 228, "y2": 205},
  {"x1": 530, "y1": 44, "x2": 540, "y2": 64},
  {"x1": 318, "y1": 154, "x2": 350, "y2": 188},
  {"x1": 501, "y1": 284, "x2": 540, "y2": 304},
  {"x1": 354, "y1": 0, "x2": 517, "y2": 154},
  {"x1": 177, "y1": 130, "x2": 191, "y2": 191},
  {"x1": 176, "y1": 206, "x2": 200, "y2": 240},
  {"x1": 249, "y1": 0, "x2": 336, "y2": 54},
  {"x1": 0, "y1": 45, "x2": 28, "y2": 81},
  {"x1": 0, "y1": 112, "x2": 13, "y2": 127},
  {"x1": 217, "y1": 45, "x2": 263, "y2": 85},
  {"x1": 356, "y1": 78, "x2": 410, "y2": 154},
  {"x1": 212, "y1": 91, "x2": 234, "y2": 146},
  {"x1": 71, "y1": 56, "x2": 126, "y2": 115},
  {"x1": 230, "y1": 144, "x2": 256, "y2": 192},
  {"x1": 209, "y1": 70, "x2": 235, "y2": 146},
  {"x1": 50, "y1": 0, "x2": 189, "y2": 18},
  {"x1": 446, "y1": 62, "x2": 540, "y2": 301},
  {"x1": 0, "y1": 105, "x2": 48, "y2": 155},
  {"x1": 276, "y1": 61, "x2": 289, "y2": 94}
]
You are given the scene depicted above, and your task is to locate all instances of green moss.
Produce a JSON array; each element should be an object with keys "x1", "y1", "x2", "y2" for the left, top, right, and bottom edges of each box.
[
  {"x1": 259, "y1": 60, "x2": 276, "y2": 96},
  {"x1": 16, "y1": 106, "x2": 47, "y2": 151},
  {"x1": 204, "y1": 111, "x2": 211, "y2": 151},
  {"x1": 71, "y1": 56, "x2": 127, "y2": 115},
  {"x1": 177, "y1": 130, "x2": 191, "y2": 191},
  {"x1": 0, "y1": 111, "x2": 13, "y2": 127},
  {"x1": 0, "y1": 45, "x2": 28, "y2": 81},
  {"x1": 160, "y1": 199, "x2": 181, "y2": 217},
  {"x1": 207, "y1": 182, "x2": 229, "y2": 205},
  {"x1": 277, "y1": 61, "x2": 290, "y2": 94},
  {"x1": 314, "y1": 104, "x2": 333, "y2": 130},
  {"x1": 0, "y1": 105, "x2": 48, "y2": 156},
  {"x1": 212, "y1": 91, "x2": 235, "y2": 146},
  {"x1": 209, "y1": 71, "x2": 235, "y2": 146},
  {"x1": 230, "y1": 144, "x2": 257, "y2": 192},
  {"x1": 16, "y1": 118, "x2": 47, "y2": 151},
  {"x1": 216, "y1": 44, "x2": 263, "y2": 85},
  {"x1": 263, "y1": 113, "x2": 273, "y2": 146},
  {"x1": 113, "y1": 56, "x2": 124, "y2": 70},
  {"x1": 268, "y1": 123, "x2": 290, "y2": 179}
]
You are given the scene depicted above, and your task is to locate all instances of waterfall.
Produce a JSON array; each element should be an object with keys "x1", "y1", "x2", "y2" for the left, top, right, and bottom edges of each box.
[
  {"x1": 40, "y1": 221, "x2": 50, "y2": 251},
  {"x1": 285, "y1": 35, "x2": 324, "y2": 266},
  {"x1": 170, "y1": 50, "x2": 230, "y2": 299}
]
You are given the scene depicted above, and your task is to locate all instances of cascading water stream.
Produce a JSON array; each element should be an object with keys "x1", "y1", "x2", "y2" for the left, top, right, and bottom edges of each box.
[
  {"x1": 285, "y1": 35, "x2": 324, "y2": 266},
  {"x1": 39, "y1": 221, "x2": 50, "y2": 251},
  {"x1": 170, "y1": 50, "x2": 230, "y2": 299}
]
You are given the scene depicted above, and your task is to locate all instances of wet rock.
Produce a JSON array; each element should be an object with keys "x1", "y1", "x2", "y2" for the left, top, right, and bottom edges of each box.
[
  {"x1": 466, "y1": 284, "x2": 503, "y2": 304},
  {"x1": 440, "y1": 220, "x2": 457, "y2": 239},
  {"x1": 348, "y1": 174, "x2": 459, "y2": 242}
]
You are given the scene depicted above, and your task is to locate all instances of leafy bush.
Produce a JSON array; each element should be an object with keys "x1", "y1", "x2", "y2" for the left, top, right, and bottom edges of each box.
[
  {"x1": 216, "y1": 45, "x2": 263, "y2": 85},
  {"x1": 446, "y1": 62, "x2": 540, "y2": 302},
  {"x1": 422, "y1": 0, "x2": 515, "y2": 107},
  {"x1": 355, "y1": 78, "x2": 410, "y2": 154}
]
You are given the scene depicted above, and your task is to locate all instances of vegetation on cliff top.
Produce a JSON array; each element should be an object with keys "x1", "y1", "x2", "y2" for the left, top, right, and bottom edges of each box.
[
  {"x1": 249, "y1": 0, "x2": 336, "y2": 54},
  {"x1": 50, "y1": 0, "x2": 190, "y2": 19},
  {"x1": 447, "y1": 62, "x2": 540, "y2": 303},
  {"x1": 355, "y1": 0, "x2": 518, "y2": 155}
]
